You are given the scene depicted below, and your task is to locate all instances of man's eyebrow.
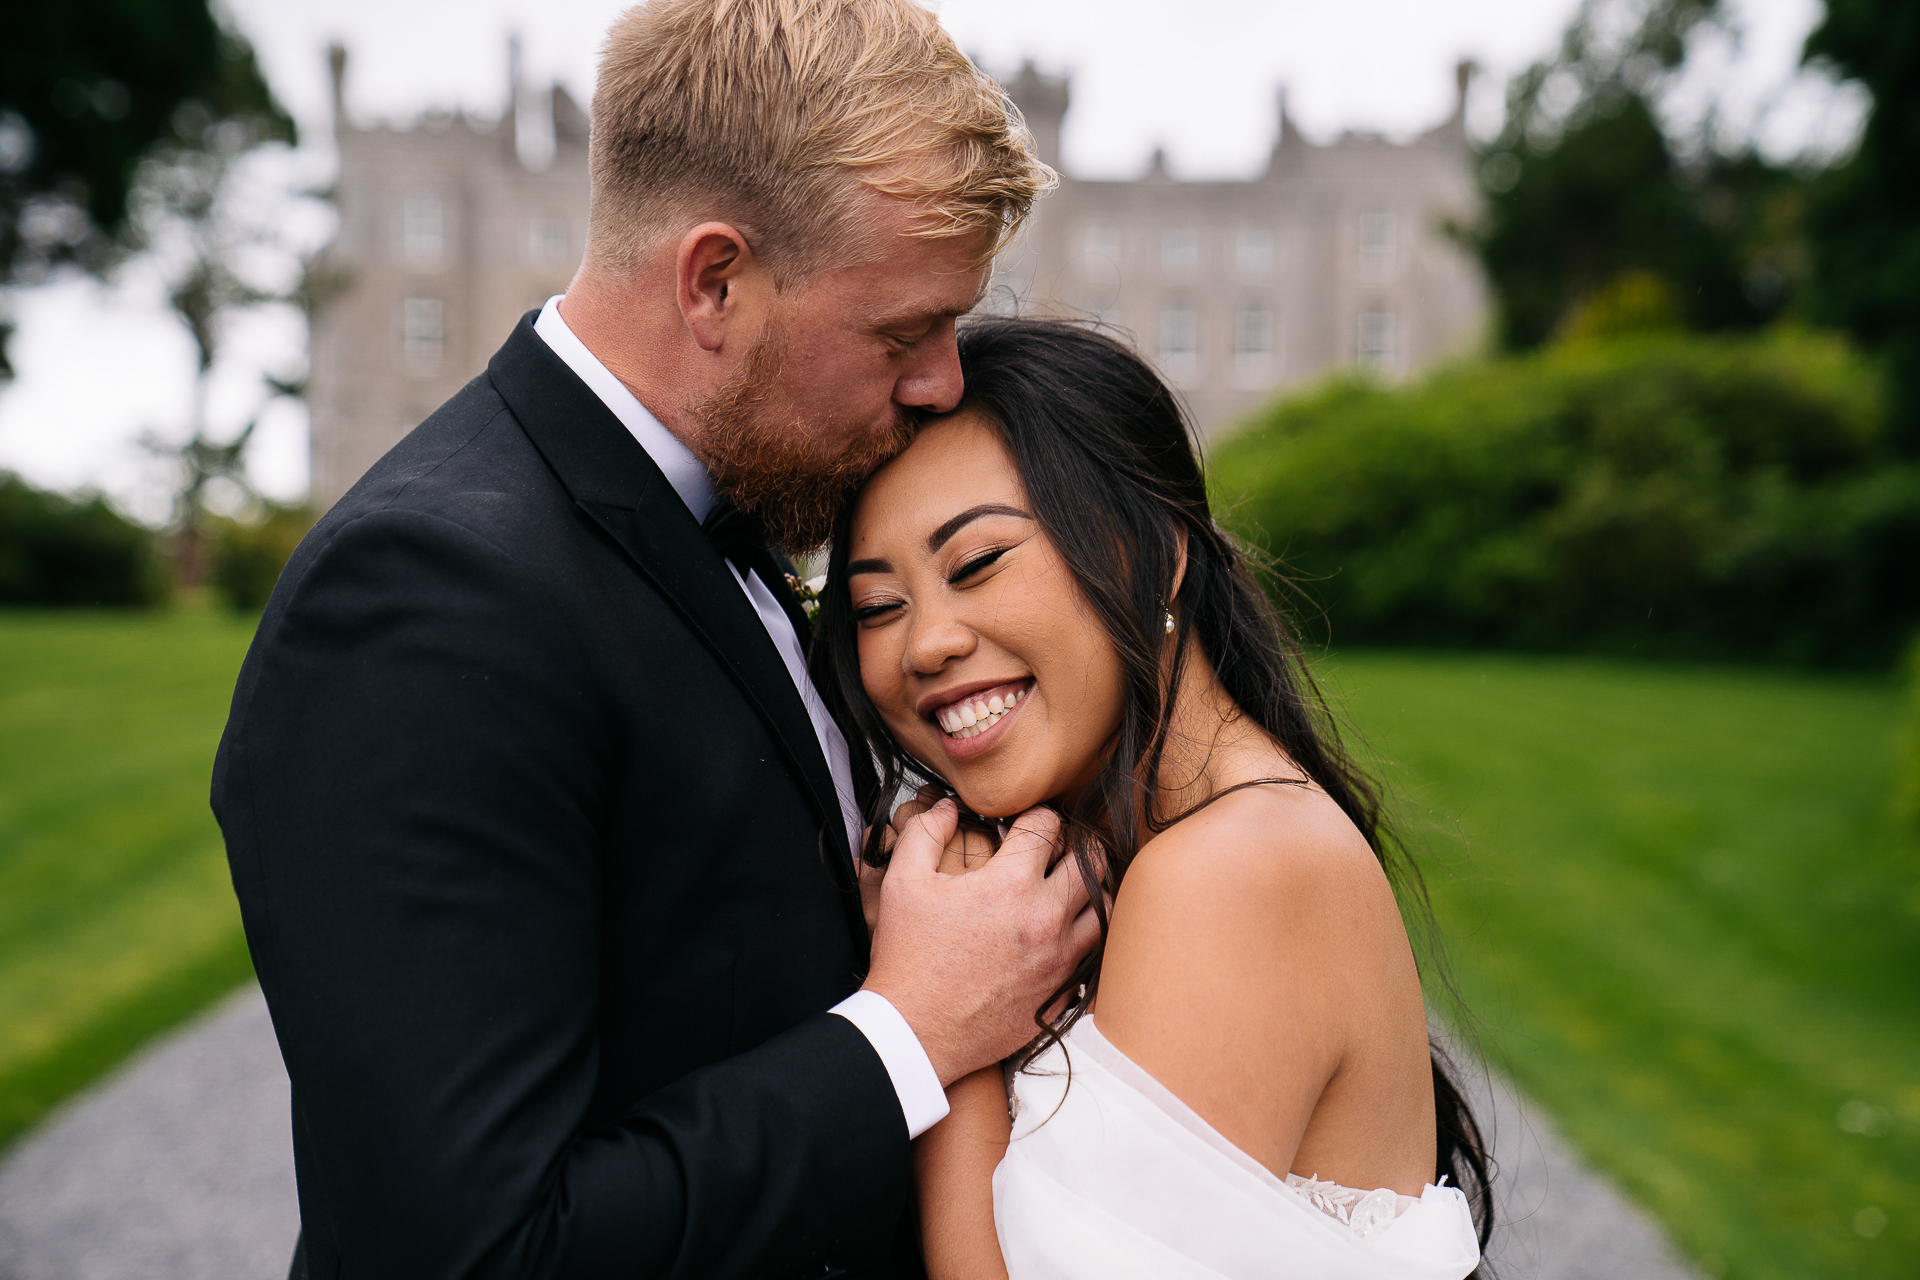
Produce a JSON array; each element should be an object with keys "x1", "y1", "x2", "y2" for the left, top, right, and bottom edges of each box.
[
  {"x1": 846, "y1": 558, "x2": 892, "y2": 577},
  {"x1": 871, "y1": 284, "x2": 990, "y2": 331},
  {"x1": 928, "y1": 504, "x2": 1030, "y2": 553}
]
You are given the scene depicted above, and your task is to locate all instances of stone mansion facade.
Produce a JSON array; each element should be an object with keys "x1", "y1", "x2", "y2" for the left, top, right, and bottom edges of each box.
[{"x1": 307, "y1": 48, "x2": 1486, "y2": 511}]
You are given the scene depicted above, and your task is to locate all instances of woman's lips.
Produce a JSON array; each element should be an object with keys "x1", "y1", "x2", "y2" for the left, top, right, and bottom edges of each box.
[{"x1": 930, "y1": 679, "x2": 1032, "y2": 760}]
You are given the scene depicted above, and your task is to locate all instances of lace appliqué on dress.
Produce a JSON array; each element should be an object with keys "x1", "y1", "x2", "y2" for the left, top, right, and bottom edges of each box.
[{"x1": 1284, "y1": 1174, "x2": 1416, "y2": 1241}]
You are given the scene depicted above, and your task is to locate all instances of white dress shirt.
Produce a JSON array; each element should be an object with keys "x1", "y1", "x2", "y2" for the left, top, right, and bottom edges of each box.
[{"x1": 533, "y1": 297, "x2": 949, "y2": 1138}]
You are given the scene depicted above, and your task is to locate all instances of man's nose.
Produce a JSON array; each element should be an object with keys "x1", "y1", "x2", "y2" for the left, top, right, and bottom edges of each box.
[{"x1": 894, "y1": 319, "x2": 964, "y2": 415}]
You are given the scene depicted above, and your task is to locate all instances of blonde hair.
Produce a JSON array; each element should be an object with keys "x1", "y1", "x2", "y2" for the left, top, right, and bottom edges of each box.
[{"x1": 587, "y1": 0, "x2": 1055, "y2": 279}]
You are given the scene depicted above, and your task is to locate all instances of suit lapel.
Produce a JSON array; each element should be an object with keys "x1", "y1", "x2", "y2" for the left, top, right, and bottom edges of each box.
[{"x1": 485, "y1": 318, "x2": 860, "y2": 909}]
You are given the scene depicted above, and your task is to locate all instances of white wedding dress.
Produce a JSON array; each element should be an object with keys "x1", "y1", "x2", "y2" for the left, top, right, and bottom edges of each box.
[{"x1": 993, "y1": 1018, "x2": 1482, "y2": 1279}]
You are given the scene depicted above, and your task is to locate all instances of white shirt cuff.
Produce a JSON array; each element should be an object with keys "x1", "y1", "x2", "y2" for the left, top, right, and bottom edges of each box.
[{"x1": 830, "y1": 989, "x2": 950, "y2": 1139}]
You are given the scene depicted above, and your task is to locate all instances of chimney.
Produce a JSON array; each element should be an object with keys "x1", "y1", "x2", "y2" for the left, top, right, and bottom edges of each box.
[
  {"x1": 1452, "y1": 60, "x2": 1479, "y2": 135},
  {"x1": 1001, "y1": 60, "x2": 1070, "y2": 175},
  {"x1": 507, "y1": 33, "x2": 523, "y2": 115},
  {"x1": 327, "y1": 44, "x2": 348, "y2": 132},
  {"x1": 1265, "y1": 84, "x2": 1302, "y2": 178}
]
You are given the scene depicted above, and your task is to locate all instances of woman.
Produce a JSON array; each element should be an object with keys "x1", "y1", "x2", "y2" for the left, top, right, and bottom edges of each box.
[{"x1": 814, "y1": 318, "x2": 1491, "y2": 1278}]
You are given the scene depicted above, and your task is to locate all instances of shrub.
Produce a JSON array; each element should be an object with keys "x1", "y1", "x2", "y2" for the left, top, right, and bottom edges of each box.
[
  {"x1": 1211, "y1": 330, "x2": 1918, "y2": 666},
  {"x1": 0, "y1": 473, "x2": 164, "y2": 607},
  {"x1": 209, "y1": 504, "x2": 313, "y2": 611}
]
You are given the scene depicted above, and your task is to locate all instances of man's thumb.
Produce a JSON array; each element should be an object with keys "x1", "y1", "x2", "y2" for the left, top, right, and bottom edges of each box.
[{"x1": 891, "y1": 798, "x2": 959, "y2": 875}]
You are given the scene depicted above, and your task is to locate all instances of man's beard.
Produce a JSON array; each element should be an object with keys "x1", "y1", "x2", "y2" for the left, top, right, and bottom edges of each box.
[{"x1": 689, "y1": 324, "x2": 918, "y2": 555}]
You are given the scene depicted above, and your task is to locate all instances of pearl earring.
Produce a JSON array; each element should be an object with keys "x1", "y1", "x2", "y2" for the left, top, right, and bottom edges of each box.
[{"x1": 1164, "y1": 609, "x2": 1176, "y2": 635}]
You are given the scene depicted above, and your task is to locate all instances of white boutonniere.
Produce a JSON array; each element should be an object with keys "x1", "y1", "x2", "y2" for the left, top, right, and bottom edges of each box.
[{"x1": 786, "y1": 573, "x2": 826, "y2": 627}]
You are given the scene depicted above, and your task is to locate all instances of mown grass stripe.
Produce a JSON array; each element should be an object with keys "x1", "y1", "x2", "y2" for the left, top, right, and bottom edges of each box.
[
  {"x1": 0, "y1": 609, "x2": 257, "y2": 1154},
  {"x1": 1328, "y1": 651, "x2": 1917, "y2": 1280}
]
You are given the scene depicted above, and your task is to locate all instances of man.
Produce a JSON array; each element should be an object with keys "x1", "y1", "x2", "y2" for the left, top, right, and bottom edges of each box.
[{"x1": 211, "y1": 2, "x2": 1092, "y2": 1276}]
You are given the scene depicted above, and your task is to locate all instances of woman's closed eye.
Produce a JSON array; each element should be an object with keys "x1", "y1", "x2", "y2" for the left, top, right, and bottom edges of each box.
[
  {"x1": 948, "y1": 545, "x2": 1013, "y2": 585},
  {"x1": 852, "y1": 595, "x2": 905, "y2": 624}
]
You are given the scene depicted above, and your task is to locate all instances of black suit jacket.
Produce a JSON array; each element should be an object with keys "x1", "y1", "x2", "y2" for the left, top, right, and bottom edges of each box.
[{"x1": 213, "y1": 316, "x2": 917, "y2": 1279}]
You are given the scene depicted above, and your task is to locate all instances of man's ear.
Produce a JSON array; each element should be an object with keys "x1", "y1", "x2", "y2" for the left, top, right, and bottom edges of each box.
[{"x1": 676, "y1": 222, "x2": 752, "y2": 352}]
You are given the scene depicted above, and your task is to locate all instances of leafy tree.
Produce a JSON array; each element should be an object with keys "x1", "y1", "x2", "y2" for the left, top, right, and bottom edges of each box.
[
  {"x1": 0, "y1": 0, "x2": 289, "y2": 377},
  {"x1": 142, "y1": 418, "x2": 257, "y2": 589},
  {"x1": 1469, "y1": 0, "x2": 1803, "y2": 349},
  {"x1": 131, "y1": 117, "x2": 328, "y2": 588},
  {"x1": 1802, "y1": 0, "x2": 1920, "y2": 454}
]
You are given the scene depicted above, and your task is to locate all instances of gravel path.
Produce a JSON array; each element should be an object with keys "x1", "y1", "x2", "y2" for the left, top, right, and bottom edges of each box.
[
  {"x1": 0, "y1": 986, "x2": 296, "y2": 1280},
  {"x1": 0, "y1": 984, "x2": 1696, "y2": 1279}
]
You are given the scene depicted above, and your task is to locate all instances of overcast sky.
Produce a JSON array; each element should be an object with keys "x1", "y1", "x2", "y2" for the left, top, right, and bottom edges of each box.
[{"x1": 0, "y1": 0, "x2": 1862, "y2": 517}]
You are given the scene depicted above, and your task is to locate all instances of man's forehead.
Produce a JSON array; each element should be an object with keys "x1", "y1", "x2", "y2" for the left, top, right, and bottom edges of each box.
[{"x1": 864, "y1": 273, "x2": 990, "y2": 324}]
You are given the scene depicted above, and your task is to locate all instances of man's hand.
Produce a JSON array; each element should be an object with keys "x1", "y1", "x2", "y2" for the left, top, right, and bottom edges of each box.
[
  {"x1": 862, "y1": 799, "x2": 1100, "y2": 1086},
  {"x1": 858, "y1": 794, "x2": 997, "y2": 933}
]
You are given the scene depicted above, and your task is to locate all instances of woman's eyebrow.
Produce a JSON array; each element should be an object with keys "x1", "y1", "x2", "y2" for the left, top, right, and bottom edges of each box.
[
  {"x1": 847, "y1": 557, "x2": 892, "y2": 577},
  {"x1": 928, "y1": 503, "x2": 1031, "y2": 553}
]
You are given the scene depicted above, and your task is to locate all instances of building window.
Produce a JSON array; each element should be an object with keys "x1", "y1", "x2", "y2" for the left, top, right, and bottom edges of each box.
[
  {"x1": 1161, "y1": 228, "x2": 1200, "y2": 278},
  {"x1": 402, "y1": 195, "x2": 445, "y2": 266},
  {"x1": 1234, "y1": 309, "x2": 1273, "y2": 358},
  {"x1": 1234, "y1": 228, "x2": 1274, "y2": 278},
  {"x1": 1078, "y1": 224, "x2": 1123, "y2": 267},
  {"x1": 1357, "y1": 309, "x2": 1395, "y2": 372},
  {"x1": 1357, "y1": 209, "x2": 1395, "y2": 273},
  {"x1": 1159, "y1": 308, "x2": 1199, "y2": 376},
  {"x1": 1233, "y1": 309, "x2": 1275, "y2": 386},
  {"x1": 526, "y1": 218, "x2": 571, "y2": 267},
  {"x1": 401, "y1": 297, "x2": 445, "y2": 371}
]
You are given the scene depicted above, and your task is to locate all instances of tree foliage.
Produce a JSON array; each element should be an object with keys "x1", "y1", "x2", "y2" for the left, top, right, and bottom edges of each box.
[
  {"x1": 0, "y1": 0, "x2": 289, "y2": 375},
  {"x1": 130, "y1": 126, "x2": 331, "y2": 589},
  {"x1": 1802, "y1": 0, "x2": 1920, "y2": 454},
  {"x1": 1468, "y1": 0, "x2": 1804, "y2": 350},
  {"x1": 1212, "y1": 331, "x2": 1918, "y2": 668}
]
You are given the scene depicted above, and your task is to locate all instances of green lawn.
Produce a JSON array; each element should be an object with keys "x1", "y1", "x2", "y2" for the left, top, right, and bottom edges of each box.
[
  {"x1": 1322, "y1": 651, "x2": 1919, "y2": 1280},
  {"x1": 0, "y1": 609, "x2": 258, "y2": 1151},
  {"x1": 1, "y1": 615, "x2": 1914, "y2": 1279}
]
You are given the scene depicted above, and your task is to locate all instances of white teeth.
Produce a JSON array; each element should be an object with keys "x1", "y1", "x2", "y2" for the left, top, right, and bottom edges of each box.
[{"x1": 935, "y1": 686, "x2": 1029, "y2": 739}]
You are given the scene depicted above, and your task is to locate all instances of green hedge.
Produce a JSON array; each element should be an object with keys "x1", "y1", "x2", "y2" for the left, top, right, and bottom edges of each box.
[
  {"x1": 209, "y1": 504, "x2": 312, "y2": 611},
  {"x1": 0, "y1": 473, "x2": 164, "y2": 607},
  {"x1": 1212, "y1": 330, "x2": 1918, "y2": 666}
]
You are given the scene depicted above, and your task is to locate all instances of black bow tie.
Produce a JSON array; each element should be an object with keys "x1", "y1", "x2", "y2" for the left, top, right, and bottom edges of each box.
[
  {"x1": 701, "y1": 500, "x2": 769, "y2": 573},
  {"x1": 702, "y1": 500, "x2": 812, "y2": 641}
]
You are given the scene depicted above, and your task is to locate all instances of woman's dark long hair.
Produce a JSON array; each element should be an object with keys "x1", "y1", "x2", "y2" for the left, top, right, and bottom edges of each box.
[{"x1": 812, "y1": 316, "x2": 1493, "y2": 1249}]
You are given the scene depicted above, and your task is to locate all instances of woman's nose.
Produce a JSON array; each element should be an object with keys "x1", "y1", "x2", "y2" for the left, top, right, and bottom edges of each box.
[{"x1": 905, "y1": 607, "x2": 976, "y2": 673}]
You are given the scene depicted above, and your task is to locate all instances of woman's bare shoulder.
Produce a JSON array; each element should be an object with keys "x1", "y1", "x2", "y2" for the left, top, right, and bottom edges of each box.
[
  {"x1": 1117, "y1": 782, "x2": 1395, "y2": 940},
  {"x1": 1095, "y1": 783, "x2": 1420, "y2": 1176},
  {"x1": 1100, "y1": 781, "x2": 1416, "y2": 1049}
]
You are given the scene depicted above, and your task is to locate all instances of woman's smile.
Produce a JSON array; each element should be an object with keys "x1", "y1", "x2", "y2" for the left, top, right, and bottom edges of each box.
[{"x1": 925, "y1": 677, "x2": 1034, "y2": 756}]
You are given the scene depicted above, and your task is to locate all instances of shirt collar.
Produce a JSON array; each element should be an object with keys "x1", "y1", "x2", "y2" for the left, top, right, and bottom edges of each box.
[{"x1": 532, "y1": 294, "x2": 718, "y2": 524}]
